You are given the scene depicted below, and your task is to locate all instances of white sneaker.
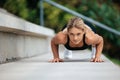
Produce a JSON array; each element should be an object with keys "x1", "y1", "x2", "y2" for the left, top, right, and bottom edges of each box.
[{"x1": 64, "y1": 49, "x2": 72, "y2": 59}]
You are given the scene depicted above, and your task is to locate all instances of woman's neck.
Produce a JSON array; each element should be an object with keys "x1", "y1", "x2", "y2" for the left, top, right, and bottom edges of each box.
[{"x1": 69, "y1": 39, "x2": 84, "y2": 47}]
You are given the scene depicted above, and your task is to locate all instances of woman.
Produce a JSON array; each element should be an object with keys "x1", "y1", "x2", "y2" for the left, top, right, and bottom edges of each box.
[{"x1": 50, "y1": 17, "x2": 104, "y2": 62}]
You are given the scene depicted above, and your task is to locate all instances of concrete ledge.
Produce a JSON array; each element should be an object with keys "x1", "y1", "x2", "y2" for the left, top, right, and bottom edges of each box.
[
  {"x1": 0, "y1": 9, "x2": 54, "y2": 37},
  {"x1": 0, "y1": 9, "x2": 54, "y2": 63}
]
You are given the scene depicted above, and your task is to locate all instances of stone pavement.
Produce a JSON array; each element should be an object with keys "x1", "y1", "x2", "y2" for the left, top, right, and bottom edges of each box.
[{"x1": 0, "y1": 49, "x2": 120, "y2": 80}]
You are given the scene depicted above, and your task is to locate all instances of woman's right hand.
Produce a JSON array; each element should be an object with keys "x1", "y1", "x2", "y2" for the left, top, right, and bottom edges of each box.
[{"x1": 49, "y1": 58, "x2": 63, "y2": 62}]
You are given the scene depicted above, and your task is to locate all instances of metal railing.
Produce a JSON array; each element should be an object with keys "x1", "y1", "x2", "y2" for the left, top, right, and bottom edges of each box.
[
  {"x1": 40, "y1": 0, "x2": 120, "y2": 36},
  {"x1": 40, "y1": 0, "x2": 44, "y2": 26}
]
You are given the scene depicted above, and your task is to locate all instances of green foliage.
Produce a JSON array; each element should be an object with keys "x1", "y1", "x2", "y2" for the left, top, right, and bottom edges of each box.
[
  {"x1": 4, "y1": 0, "x2": 28, "y2": 19},
  {"x1": 1, "y1": 0, "x2": 39, "y2": 24},
  {"x1": 43, "y1": 2, "x2": 74, "y2": 32},
  {"x1": 105, "y1": 54, "x2": 120, "y2": 66}
]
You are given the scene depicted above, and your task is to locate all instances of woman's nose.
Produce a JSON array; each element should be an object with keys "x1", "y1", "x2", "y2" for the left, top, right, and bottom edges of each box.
[{"x1": 73, "y1": 35, "x2": 78, "y2": 40}]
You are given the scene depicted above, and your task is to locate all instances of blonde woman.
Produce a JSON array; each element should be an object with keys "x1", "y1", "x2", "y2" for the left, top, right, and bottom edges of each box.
[{"x1": 50, "y1": 17, "x2": 104, "y2": 62}]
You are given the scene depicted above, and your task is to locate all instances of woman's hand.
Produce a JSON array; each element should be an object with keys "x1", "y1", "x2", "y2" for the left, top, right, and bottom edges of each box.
[
  {"x1": 90, "y1": 57, "x2": 104, "y2": 62},
  {"x1": 49, "y1": 58, "x2": 63, "y2": 63}
]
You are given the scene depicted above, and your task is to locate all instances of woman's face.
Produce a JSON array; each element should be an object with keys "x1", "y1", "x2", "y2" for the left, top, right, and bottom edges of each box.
[{"x1": 68, "y1": 27, "x2": 84, "y2": 44}]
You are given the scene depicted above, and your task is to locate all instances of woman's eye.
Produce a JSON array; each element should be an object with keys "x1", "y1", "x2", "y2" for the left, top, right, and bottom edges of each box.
[
  {"x1": 70, "y1": 33, "x2": 74, "y2": 36},
  {"x1": 77, "y1": 33, "x2": 81, "y2": 36}
]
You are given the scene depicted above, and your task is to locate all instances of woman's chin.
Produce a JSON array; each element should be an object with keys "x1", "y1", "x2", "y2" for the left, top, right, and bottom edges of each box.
[{"x1": 73, "y1": 42, "x2": 80, "y2": 45}]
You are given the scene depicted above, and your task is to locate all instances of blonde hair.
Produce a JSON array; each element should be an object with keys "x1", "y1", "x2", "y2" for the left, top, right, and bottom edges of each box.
[{"x1": 67, "y1": 17, "x2": 86, "y2": 31}]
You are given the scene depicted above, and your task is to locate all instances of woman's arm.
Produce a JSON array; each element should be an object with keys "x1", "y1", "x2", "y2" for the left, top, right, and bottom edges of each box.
[
  {"x1": 50, "y1": 32, "x2": 67, "y2": 62},
  {"x1": 50, "y1": 38, "x2": 63, "y2": 62},
  {"x1": 85, "y1": 29, "x2": 104, "y2": 62},
  {"x1": 93, "y1": 35, "x2": 104, "y2": 62}
]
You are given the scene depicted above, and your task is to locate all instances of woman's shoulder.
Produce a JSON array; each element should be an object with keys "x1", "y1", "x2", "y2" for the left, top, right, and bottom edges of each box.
[
  {"x1": 85, "y1": 29, "x2": 102, "y2": 45},
  {"x1": 53, "y1": 31, "x2": 67, "y2": 44}
]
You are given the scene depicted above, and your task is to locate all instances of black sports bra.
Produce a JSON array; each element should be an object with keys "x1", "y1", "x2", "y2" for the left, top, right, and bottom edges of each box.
[{"x1": 64, "y1": 34, "x2": 91, "y2": 50}]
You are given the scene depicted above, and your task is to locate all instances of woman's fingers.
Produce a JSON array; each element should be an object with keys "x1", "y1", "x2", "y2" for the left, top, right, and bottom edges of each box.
[
  {"x1": 90, "y1": 58, "x2": 104, "y2": 62},
  {"x1": 50, "y1": 58, "x2": 104, "y2": 63},
  {"x1": 49, "y1": 58, "x2": 63, "y2": 63}
]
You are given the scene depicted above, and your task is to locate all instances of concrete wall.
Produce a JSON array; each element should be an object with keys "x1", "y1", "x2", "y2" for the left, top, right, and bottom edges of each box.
[{"x1": 0, "y1": 9, "x2": 54, "y2": 63}]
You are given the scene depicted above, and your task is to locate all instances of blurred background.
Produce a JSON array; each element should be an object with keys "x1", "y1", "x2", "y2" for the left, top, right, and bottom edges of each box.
[{"x1": 0, "y1": 0, "x2": 120, "y2": 65}]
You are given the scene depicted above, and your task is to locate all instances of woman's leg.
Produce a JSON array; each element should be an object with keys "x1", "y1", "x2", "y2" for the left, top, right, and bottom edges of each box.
[
  {"x1": 64, "y1": 48, "x2": 72, "y2": 59},
  {"x1": 91, "y1": 45, "x2": 96, "y2": 59}
]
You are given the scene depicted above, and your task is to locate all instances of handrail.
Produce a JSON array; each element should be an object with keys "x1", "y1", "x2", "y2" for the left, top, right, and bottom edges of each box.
[
  {"x1": 40, "y1": 0, "x2": 44, "y2": 26},
  {"x1": 43, "y1": 0, "x2": 120, "y2": 36}
]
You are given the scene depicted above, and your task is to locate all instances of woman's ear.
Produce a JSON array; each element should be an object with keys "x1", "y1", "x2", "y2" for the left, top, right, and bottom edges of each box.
[{"x1": 67, "y1": 31, "x2": 69, "y2": 35}]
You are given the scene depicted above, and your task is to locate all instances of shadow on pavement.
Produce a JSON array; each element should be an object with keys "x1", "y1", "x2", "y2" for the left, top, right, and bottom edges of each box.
[{"x1": 63, "y1": 58, "x2": 90, "y2": 62}]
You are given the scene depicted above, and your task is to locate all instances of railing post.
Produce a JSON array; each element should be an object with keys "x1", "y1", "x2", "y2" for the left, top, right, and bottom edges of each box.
[{"x1": 40, "y1": 0, "x2": 44, "y2": 26}]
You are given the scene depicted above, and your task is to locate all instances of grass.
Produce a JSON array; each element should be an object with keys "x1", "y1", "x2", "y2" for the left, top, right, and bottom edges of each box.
[
  {"x1": 110, "y1": 58, "x2": 120, "y2": 66},
  {"x1": 104, "y1": 54, "x2": 120, "y2": 67}
]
